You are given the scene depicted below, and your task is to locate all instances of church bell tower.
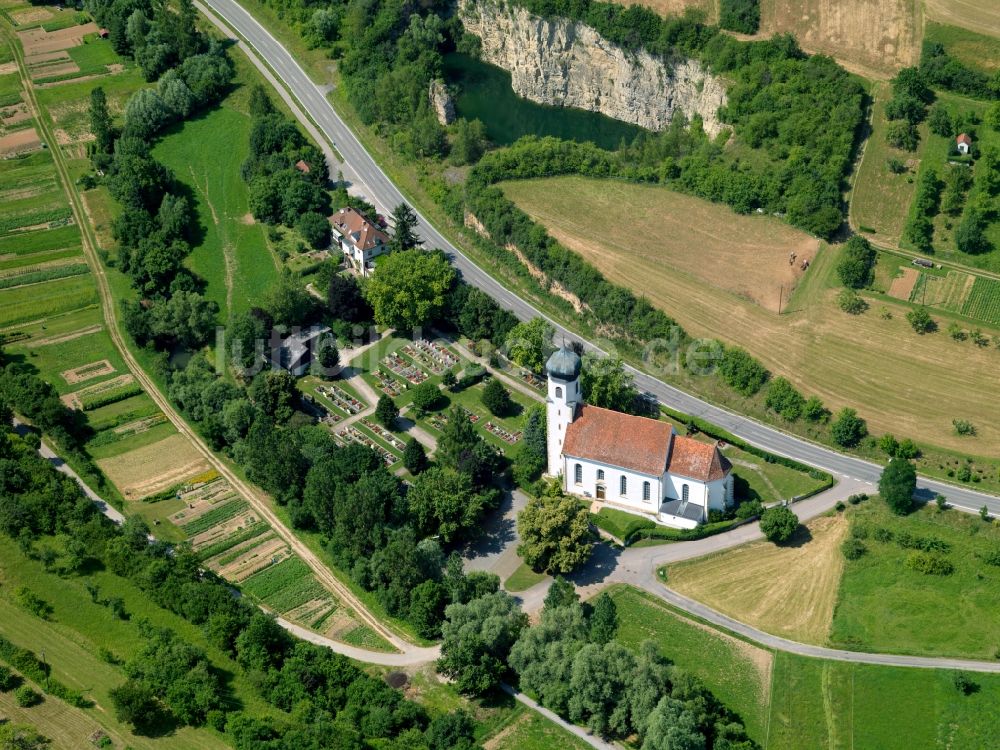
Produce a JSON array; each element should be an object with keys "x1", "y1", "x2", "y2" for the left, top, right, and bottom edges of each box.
[{"x1": 545, "y1": 346, "x2": 582, "y2": 477}]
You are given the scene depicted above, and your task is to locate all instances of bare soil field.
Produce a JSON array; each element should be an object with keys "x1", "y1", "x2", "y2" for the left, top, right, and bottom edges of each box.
[
  {"x1": 668, "y1": 514, "x2": 848, "y2": 644},
  {"x1": 608, "y1": 0, "x2": 716, "y2": 22},
  {"x1": 18, "y1": 22, "x2": 98, "y2": 57},
  {"x1": 219, "y1": 539, "x2": 292, "y2": 582},
  {"x1": 503, "y1": 177, "x2": 818, "y2": 313},
  {"x1": 758, "y1": 0, "x2": 919, "y2": 77},
  {"x1": 886, "y1": 267, "x2": 918, "y2": 300},
  {"x1": 502, "y1": 175, "x2": 1000, "y2": 453},
  {"x1": 9, "y1": 7, "x2": 53, "y2": 25},
  {"x1": 924, "y1": 0, "x2": 1000, "y2": 40},
  {"x1": 190, "y1": 511, "x2": 261, "y2": 549},
  {"x1": 97, "y1": 433, "x2": 210, "y2": 499},
  {"x1": 0, "y1": 126, "x2": 40, "y2": 156}
]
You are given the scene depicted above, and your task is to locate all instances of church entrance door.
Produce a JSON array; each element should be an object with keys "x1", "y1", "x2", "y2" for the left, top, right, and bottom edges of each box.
[{"x1": 596, "y1": 484, "x2": 605, "y2": 500}]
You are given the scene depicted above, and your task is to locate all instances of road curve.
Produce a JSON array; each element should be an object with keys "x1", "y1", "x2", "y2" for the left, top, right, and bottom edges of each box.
[{"x1": 199, "y1": 0, "x2": 1000, "y2": 519}]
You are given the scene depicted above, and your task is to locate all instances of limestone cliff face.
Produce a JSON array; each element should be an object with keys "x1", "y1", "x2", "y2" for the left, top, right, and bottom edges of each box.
[
  {"x1": 457, "y1": 0, "x2": 727, "y2": 136},
  {"x1": 428, "y1": 79, "x2": 456, "y2": 125}
]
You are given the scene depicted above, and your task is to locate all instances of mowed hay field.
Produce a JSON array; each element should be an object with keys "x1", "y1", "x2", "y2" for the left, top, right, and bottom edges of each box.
[
  {"x1": 758, "y1": 0, "x2": 919, "y2": 77},
  {"x1": 924, "y1": 0, "x2": 1000, "y2": 41},
  {"x1": 501, "y1": 175, "x2": 1000, "y2": 454},
  {"x1": 667, "y1": 514, "x2": 847, "y2": 644},
  {"x1": 97, "y1": 432, "x2": 211, "y2": 499}
]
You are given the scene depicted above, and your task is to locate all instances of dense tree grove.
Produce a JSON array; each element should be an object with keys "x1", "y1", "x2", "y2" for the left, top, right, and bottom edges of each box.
[
  {"x1": 241, "y1": 86, "x2": 330, "y2": 228},
  {"x1": 0, "y1": 413, "x2": 480, "y2": 749},
  {"x1": 502, "y1": 594, "x2": 753, "y2": 746},
  {"x1": 920, "y1": 42, "x2": 1000, "y2": 102},
  {"x1": 719, "y1": 0, "x2": 759, "y2": 34},
  {"x1": 85, "y1": 1, "x2": 233, "y2": 352}
]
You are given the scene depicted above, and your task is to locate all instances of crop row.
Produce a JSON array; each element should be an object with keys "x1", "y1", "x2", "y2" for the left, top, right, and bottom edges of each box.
[
  {"x1": 262, "y1": 575, "x2": 328, "y2": 614},
  {"x1": 0, "y1": 263, "x2": 88, "y2": 290},
  {"x1": 80, "y1": 381, "x2": 143, "y2": 411},
  {"x1": 180, "y1": 499, "x2": 249, "y2": 536},
  {"x1": 0, "y1": 208, "x2": 73, "y2": 234},
  {"x1": 962, "y1": 277, "x2": 1000, "y2": 326},
  {"x1": 0, "y1": 224, "x2": 79, "y2": 257},
  {"x1": 196, "y1": 521, "x2": 269, "y2": 561},
  {"x1": 241, "y1": 557, "x2": 313, "y2": 602}
]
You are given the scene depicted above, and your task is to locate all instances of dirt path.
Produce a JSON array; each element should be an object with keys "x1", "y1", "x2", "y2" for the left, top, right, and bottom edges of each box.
[
  {"x1": 189, "y1": 165, "x2": 235, "y2": 318},
  {"x1": 3, "y1": 23, "x2": 431, "y2": 658}
]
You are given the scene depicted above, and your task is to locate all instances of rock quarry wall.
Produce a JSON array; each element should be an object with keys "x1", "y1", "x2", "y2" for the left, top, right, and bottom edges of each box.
[{"x1": 457, "y1": 0, "x2": 727, "y2": 136}]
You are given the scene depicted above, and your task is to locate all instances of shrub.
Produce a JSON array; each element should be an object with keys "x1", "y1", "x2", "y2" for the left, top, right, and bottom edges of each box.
[
  {"x1": 764, "y1": 377, "x2": 804, "y2": 421},
  {"x1": 718, "y1": 347, "x2": 769, "y2": 396},
  {"x1": 953, "y1": 671, "x2": 978, "y2": 695},
  {"x1": 847, "y1": 493, "x2": 868, "y2": 505},
  {"x1": 830, "y1": 408, "x2": 868, "y2": 448},
  {"x1": 835, "y1": 500, "x2": 846, "y2": 512},
  {"x1": 850, "y1": 524, "x2": 869, "y2": 539},
  {"x1": 0, "y1": 665, "x2": 15, "y2": 691},
  {"x1": 836, "y1": 289, "x2": 868, "y2": 314},
  {"x1": 935, "y1": 494, "x2": 948, "y2": 510},
  {"x1": 905, "y1": 551, "x2": 954, "y2": 576},
  {"x1": 481, "y1": 378, "x2": 513, "y2": 417},
  {"x1": 906, "y1": 307, "x2": 936, "y2": 334},
  {"x1": 15, "y1": 685, "x2": 41, "y2": 707},
  {"x1": 803, "y1": 396, "x2": 829, "y2": 423},
  {"x1": 410, "y1": 381, "x2": 442, "y2": 415},
  {"x1": 953, "y1": 419, "x2": 976, "y2": 436},
  {"x1": 887, "y1": 158, "x2": 907, "y2": 174},
  {"x1": 759, "y1": 506, "x2": 798, "y2": 544},
  {"x1": 886, "y1": 120, "x2": 918, "y2": 150},
  {"x1": 296, "y1": 211, "x2": 331, "y2": 249},
  {"x1": 735, "y1": 500, "x2": 764, "y2": 520},
  {"x1": 872, "y1": 526, "x2": 893, "y2": 543},
  {"x1": 841, "y1": 538, "x2": 866, "y2": 560},
  {"x1": 981, "y1": 505, "x2": 991, "y2": 521}
]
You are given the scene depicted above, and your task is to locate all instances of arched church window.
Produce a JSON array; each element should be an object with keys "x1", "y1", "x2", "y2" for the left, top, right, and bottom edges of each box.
[
  {"x1": 620, "y1": 475, "x2": 627, "y2": 495},
  {"x1": 555, "y1": 386, "x2": 563, "y2": 398},
  {"x1": 574, "y1": 463, "x2": 583, "y2": 484}
]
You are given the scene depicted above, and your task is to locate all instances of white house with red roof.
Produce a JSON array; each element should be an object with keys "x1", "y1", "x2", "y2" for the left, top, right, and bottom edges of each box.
[
  {"x1": 956, "y1": 133, "x2": 972, "y2": 155},
  {"x1": 330, "y1": 207, "x2": 390, "y2": 276},
  {"x1": 546, "y1": 347, "x2": 733, "y2": 529}
]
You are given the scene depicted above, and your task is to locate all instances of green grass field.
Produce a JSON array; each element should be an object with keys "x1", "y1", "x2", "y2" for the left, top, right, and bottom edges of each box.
[
  {"x1": 609, "y1": 584, "x2": 1000, "y2": 749},
  {"x1": 925, "y1": 21, "x2": 1000, "y2": 75},
  {"x1": 830, "y1": 502, "x2": 1000, "y2": 659},
  {"x1": 0, "y1": 70, "x2": 21, "y2": 107},
  {"x1": 11, "y1": 326, "x2": 126, "y2": 392},
  {"x1": 152, "y1": 99, "x2": 278, "y2": 326},
  {"x1": 0, "y1": 223, "x2": 80, "y2": 257},
  {"x1": 62, "y1": 34, "x2": 120, "y2": 78},
  {"x1": 0, "y1": 274, "x2": 98, "y2": 328},
  {"x1": 504, "y1": 562, "x2": 548, "y2": 592}
]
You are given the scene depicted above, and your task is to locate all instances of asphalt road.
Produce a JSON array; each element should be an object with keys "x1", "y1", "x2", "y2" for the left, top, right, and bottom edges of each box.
[{"x1": 201, "y1": 0, "x2": 1000, "y2": 519}]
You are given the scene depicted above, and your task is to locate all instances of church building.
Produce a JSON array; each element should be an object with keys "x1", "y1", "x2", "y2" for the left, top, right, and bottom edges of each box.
[{"x1": 545, "y1": 347, "x2": 734, "y2": 529}]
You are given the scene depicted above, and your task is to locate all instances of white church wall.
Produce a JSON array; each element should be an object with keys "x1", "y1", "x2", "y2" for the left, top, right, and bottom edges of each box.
[
  {"x1": 563, "y1": 455, "x2": 662, "y2": 511},
  {"x1": 664, "y1": 473, "x2": 709, "y2": 517}
]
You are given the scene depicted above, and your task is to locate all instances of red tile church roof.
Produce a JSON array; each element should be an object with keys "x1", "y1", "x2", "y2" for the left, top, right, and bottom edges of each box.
[
  {"x1": 563, "y1": 405, "x2": 672, "y2": 476},
  {"x1": 667, "y1": 435, "x2": 732, "y2": 482}
]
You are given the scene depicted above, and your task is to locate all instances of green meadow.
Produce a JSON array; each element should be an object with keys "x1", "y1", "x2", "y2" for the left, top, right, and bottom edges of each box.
[{"x1": 609, "y1": 584, "x2": 1000, "y2": 749}]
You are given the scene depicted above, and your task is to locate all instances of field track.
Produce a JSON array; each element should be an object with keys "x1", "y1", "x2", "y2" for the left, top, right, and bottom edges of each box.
[{"x1": 1, "y1": 22, "x2": 431, "y2": 658}]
